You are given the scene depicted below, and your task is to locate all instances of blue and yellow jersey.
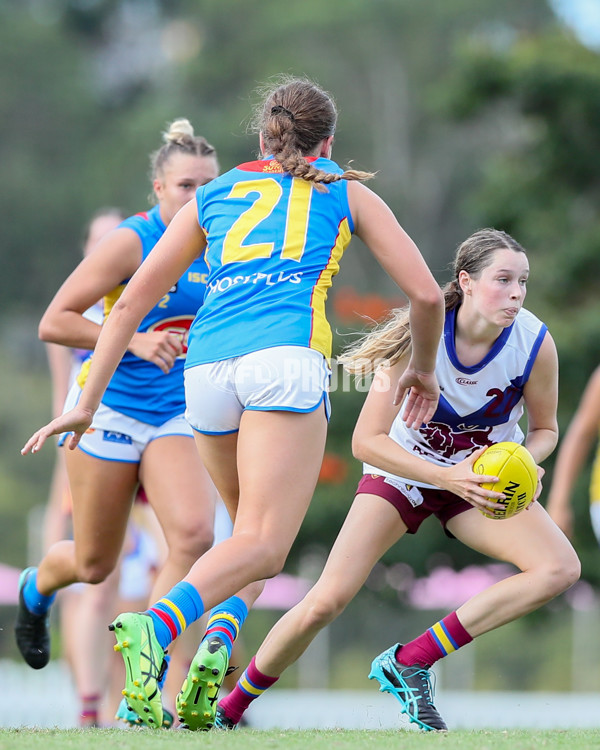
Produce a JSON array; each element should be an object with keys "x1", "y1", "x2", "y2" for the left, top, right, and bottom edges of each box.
[
  {"x1": 185, "y1": 156, "x2": 354, "y2": 367},
  {"x1": 77, "y1": 205, "x2": 209, "y2": 425}
]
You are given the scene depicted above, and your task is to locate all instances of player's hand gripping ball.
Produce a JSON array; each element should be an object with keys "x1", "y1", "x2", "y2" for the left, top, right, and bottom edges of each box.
[{"x1": 474, "y1": 441, "x2": 538, "y2": 519}]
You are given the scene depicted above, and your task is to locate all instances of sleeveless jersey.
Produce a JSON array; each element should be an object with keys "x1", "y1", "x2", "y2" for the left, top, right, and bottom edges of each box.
[
  {"x1": 364, "y1": 307, "x2": 548, "y2": 489},
  {"x1": 77, "y1": 205, "x2": 209, "y2": 425},
  {"x1": 185, "y1": 156, "x2": 354, "y2": 367}
]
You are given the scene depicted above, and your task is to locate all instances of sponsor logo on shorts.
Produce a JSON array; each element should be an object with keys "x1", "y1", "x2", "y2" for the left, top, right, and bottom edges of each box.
[
  {"x1": 384, "y1": 476, "x2": 424, "y2": 508},
  {"x1": 102, "y1": 431, "x2": 133, "y2": 445}
]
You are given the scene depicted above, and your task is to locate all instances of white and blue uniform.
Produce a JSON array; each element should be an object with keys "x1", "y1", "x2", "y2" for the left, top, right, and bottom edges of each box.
[
  {"x1": 66, "y1": 205, "x2": 209, "y2": 461},
  {"x1": 364, "y1": 307, "x2": 548, "y2": 489},
  {"x1": 184, "y1": 157, "x2": 354, "y2": 434}
]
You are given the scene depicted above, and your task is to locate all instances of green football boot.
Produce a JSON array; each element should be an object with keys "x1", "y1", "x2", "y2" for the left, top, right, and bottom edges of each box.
[
  {"x1": 109, "y1": 612, "x2": 167, "y2": 729},
  {"x1": 176, "y1": 637, "x2": 229, "y2": 731}
]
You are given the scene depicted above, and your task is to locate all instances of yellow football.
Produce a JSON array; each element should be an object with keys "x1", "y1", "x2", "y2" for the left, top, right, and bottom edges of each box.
[{"x1": 473, "y1": 441, "x2": 538, "y2": 519}]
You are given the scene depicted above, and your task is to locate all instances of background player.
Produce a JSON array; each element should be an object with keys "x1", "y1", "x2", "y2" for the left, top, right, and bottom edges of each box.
[
  {"x1": 16, "y1": 119, "x2": 219, "y2": 726},
  {"x1": 42, "y1": 207, "x2": 128, "y2": 726},
  {"x1": 547, "y1": 365, "x2": 600, "y2": 542}
]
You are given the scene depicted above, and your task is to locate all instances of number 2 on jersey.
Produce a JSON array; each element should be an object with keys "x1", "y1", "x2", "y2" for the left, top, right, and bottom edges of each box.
[{"x1": 222, "y1": 178, "x2": 312, "y2": 264}]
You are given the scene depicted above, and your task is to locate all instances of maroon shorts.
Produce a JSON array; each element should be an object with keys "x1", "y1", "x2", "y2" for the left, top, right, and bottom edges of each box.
[{"x1": 356, "y1": 473, "x2": 473, "y2": 537}]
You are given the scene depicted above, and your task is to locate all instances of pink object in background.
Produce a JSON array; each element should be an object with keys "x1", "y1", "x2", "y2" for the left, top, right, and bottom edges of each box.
[
  {"x1": 254, "y1": 573, "x2": 312, "y2": 610},
  {"x1": 407, "y1": 564, "x2": 514, "y2": 610},
  {"x1": 0, "y1": 563, "x2": 20, "y2": 605}
]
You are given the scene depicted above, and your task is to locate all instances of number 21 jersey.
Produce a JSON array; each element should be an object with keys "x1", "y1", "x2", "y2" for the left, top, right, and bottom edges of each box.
[{"x1": 185, "y1": 156, "x2": 354, "y2": 367}]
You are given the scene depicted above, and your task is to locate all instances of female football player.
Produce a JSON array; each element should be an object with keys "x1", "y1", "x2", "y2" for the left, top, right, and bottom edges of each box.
[
  {"x1": 215, "y1": 228, "x2": 580, "y2": 732},
  {"x1": 16, "y1": 120, "x2": 219, "y2": 726},
  {"x1": 21, "y1": 75, "x2": 444, "y2": 729}
]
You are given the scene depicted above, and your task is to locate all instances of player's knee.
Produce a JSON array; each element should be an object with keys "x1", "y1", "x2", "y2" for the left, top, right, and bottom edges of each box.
[
  {"x1": 249, "y1": 544, "x2": 288, "y2": 580},
  {"x1": 258, "y1": 552, "x2": 286, "y2": 580},
  {"x1": 186, "y1": 524, "x2": 215, "y2": 558},
  {"x1": 304, "y1": 592, "x2": 346, "y2": 629},
  {"x1": 554, "y1": 550, "x2": 581, "y2": 592},
  {"x1": 538, "y1": 550, "x2": 580, "y2": 597},
  {"x1": 75, "y1": 559, "x2": 115, "y2": 584},
  {"x1": 166, "y1": 520, "x2": 214, "y2": 562}
]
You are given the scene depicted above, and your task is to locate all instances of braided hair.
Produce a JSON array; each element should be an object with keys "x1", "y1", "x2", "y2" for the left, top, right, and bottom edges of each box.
[{"x1": 253, "y1": 76, "x2": 375, "y2": 188}]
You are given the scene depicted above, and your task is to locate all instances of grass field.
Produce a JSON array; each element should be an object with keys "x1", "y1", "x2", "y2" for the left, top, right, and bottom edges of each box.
[{"x1": 1, "y1": 728, "x2": 600, "y2": 750}]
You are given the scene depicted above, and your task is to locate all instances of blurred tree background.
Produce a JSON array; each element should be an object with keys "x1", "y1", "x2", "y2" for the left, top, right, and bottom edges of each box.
[{"x1": 1, "y1": 0, "x2": 600, "y2": 681}]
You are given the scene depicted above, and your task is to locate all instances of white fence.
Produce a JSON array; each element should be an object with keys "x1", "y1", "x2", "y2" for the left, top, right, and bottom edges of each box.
[{"x1": 1, "y1": 659, "x2": 599, "y2": 730}]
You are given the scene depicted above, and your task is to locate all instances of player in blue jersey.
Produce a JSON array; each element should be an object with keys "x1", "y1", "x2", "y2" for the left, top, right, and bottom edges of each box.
[
  {"x1": 16, "y1": 120, "x2": 219, "y2": 726},
  {"x1": 22, "y1": 76, "x2": 445, "y2": 730},
  {"x1": 213, "y1": 228, "x2": 580, "y2": 732}
]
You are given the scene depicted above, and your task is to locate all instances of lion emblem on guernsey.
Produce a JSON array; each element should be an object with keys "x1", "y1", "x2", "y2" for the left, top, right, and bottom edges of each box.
[{"x1": 419, "y1": 422, "x2": 493, "y2": 459}]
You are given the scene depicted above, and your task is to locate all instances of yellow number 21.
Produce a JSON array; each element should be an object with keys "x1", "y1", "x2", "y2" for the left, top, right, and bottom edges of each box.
[{"x1": 222, "y1": 177, "x2": 312, "y2": 264}]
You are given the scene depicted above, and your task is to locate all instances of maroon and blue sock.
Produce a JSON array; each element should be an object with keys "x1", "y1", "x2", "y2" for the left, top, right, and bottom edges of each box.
[
  {"x1": 79, "y1": 693, "x2": 100, "y2": 727},
  {"x1": 203, "y1": 596, "x2": 248, "y2": 656},
  {"x1": 396, "y1": 611, "x2": 473, "y2": 668},
  {"x1": 145, "y1": 581, "x2": 204, "y2": 650},
  {"x1": 218, "y1": 656, "x2": 279, "y2": 724}
]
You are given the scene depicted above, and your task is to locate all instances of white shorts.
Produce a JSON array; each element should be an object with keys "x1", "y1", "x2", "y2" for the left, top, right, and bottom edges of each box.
[
  {"x1": 59, "y1": 382, "x2": 193, "y2": 463},
  {"x1": 184, "y1": 345, "x2": 331, "y2": 435}
]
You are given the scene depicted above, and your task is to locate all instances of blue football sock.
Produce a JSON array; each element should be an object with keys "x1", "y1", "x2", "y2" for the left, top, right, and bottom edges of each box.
[
  {"x1": 146, "y1": 581, "x2": 205, "y2": 651},
  {"x1": 203, "y1": 596, "x2": 249, "y2": 656},
  {"x1": 22, "y1": 569, "x2": 56, "y2": 615}
]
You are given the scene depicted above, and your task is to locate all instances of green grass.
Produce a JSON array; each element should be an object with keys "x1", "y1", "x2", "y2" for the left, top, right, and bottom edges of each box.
[{"x1": 1, "y1": 729, "x2": 600, "y2": 750}]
